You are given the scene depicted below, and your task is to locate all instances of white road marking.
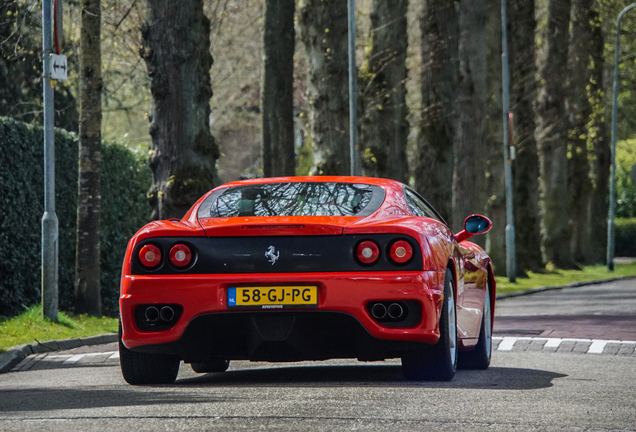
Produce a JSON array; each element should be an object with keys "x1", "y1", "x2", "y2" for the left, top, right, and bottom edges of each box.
[
  {"x1": 62, "y1": 355, "x2": 85, "y2": 365},
  {"x1": 46, "y1": 351, "x2": 116, "y2": 360},
  {"x1": 588, "y1": 340, "x2": 610, "y2": 354},
  {"x1": 544, "y1": 338, "x2": 562, "y2": 348},
  {"x1": 497, "y1": 337, "x2": 518, "y2": 351},
  {"x1": 108, "y1": 351, "x2": 120, "y2": 360},
  {"x1": 494, "y1": 337, "x2": 636, "y2": 354}
]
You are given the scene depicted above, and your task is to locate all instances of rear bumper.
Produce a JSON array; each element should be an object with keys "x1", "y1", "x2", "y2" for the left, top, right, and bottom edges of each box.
[{"x1": 120, "y1": 271, "x2": 445, "y2": 360}]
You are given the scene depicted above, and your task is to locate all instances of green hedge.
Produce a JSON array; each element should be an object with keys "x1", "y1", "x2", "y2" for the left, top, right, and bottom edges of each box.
[
  {"x1": 616, "y1": 218, "x2": 636, "y2": 258},
  {"x1": 0, "y1": 116, "x2": 151, "y2": 317},
  {"x1": 616, "y1": 139, "x2": 636, "y2": 218}
]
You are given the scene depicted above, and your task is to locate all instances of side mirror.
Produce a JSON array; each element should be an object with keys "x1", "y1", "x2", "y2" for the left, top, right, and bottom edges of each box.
[{"x1": 454, "y1": 215, "x2": 492, "y2": 243}]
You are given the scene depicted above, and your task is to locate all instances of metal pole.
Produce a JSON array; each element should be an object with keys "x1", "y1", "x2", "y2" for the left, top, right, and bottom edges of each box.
[
  {"x1": 42, "y1": 0, "x2": 58, "y2": 321},
  {"x1": 348, "y1": 0, "x2": 360, "y2": 176},
  {"x1": 502, "y1": 0, "x2": 516, "y2": 282},
  {"x1": 608, "y1": 4, "x2": 636, "y2": 271}
]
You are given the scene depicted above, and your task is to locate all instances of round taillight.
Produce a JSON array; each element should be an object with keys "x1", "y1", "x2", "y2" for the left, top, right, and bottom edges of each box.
[
  {"x1": 389, "y1": 240, "x2": 413, "y2": 264},
  {"x1": 356, "y1": 240, "x2": 380, "y2": 265},
  {"x1": 139, "y1": 244, "x2": 162, "y2": 268},
  {"x1": 169, "y1": 244, "x2": 192, "y2": 267}
]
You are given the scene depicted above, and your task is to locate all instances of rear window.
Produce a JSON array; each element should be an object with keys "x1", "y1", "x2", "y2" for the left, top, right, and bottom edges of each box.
[{"x1": 198, "y1": 182, "x2": 385, "y2": 218}]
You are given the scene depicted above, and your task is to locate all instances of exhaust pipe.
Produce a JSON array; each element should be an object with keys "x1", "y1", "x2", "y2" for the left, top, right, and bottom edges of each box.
[
  {"x1": 145, "y1": 306, "x2": 159, "y2": 322},
  {"x1": 387, "y1": 303, "x2": 404, "y2": 320},
  {"x1": 371, "y1": 303, "x2": 387, "y2": 319},
  {"x1": 160, "y1": 306, "x2": 175, "y2": 322}
]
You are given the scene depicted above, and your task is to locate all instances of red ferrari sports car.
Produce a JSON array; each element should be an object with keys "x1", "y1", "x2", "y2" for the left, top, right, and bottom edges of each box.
[{"x1": 119, "y1": 176, "x2": 494, "y2": 384}]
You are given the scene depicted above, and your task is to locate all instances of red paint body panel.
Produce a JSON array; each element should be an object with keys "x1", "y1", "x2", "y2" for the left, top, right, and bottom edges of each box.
[
  {"x1": 120, "y1": 270, "x2": 445, "y2": 349},
  {"x1": 120, "y1": 176, "x2": 494, "y2": 360},
  {"x1": 198, "y1": 216, "x2": 358, "y2": 236}
]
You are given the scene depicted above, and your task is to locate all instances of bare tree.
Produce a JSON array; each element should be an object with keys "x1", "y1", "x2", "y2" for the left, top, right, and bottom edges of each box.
[
  {"x1": 141, "y1": 0, "x2": 219, "y2": 219},
  {"x1": 535, "y1": 0, "x2": 574, "y2": 268},
  {"x1": 586, "y1": 6, "x2": 610, "y2": 264},
  {"x1": 453, "y1": 0, "x2": 487, "y2": 233},
  {"x1": 0, "y1": 1, "x2": 78, "y2": 132},
  {"x1": 261, "y1": 0, "x2": 295, "y2": 177},
  {"x1": 299, "y1": 0, "x2": 350, "y2": 176},
  {"x1": 510, "y1": 0, "x2": 543, "y2": 272},
  {"x1": 568, "y1": 0, "x2": 595, "y2": 264},
  {"x1": 414, "y1": 0, "x2": 458, "y2": 222},
  {"x1": 360, "y1": 0, "x2": 409, "y2": 183},
  {"x1": 75, "y1": 0, "x2": 102, "y2": 315},
  {"x1": 484, "y1": 0, "x2": 505, "y2": 274}
]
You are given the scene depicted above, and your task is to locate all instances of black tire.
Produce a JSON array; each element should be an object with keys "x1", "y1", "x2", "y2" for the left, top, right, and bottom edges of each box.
[
  {"x1": 191, "y1": 360, "x2": 230, "y2": 373},
  {"x1": 119, "y1": 321, "x2": 180, "y2": 385},
  {"x1": 402, "y1": 268, "x2": 458, "y2": 381},
  {"x1": 458, "y1": 283, "x2": 492, "y2": 370}
]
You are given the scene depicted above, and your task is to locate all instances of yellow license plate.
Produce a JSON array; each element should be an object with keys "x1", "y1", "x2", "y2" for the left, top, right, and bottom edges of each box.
[{"x1": 227, "y1": 286, "x2": 318, "y2": 307}]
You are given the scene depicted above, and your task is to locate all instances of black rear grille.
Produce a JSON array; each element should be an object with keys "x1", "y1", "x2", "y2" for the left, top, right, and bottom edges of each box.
[
  {"x1": 133, "y1": 311, "x2": 428, "y2": 362},
  {"x1": 131, "y1": 234, "x2": 423, "y2": 275}
]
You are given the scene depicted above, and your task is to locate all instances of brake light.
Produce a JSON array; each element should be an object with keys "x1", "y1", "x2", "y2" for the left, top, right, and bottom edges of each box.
[
  {"x1": 139, "y1": 244, "x2": 162, "y2": 268},
  {"x1": 389, "y1": 240, "x2": 413, "y2": 264},
  {"x1": 169, "y1": 244, "x2": 192, "y2": 267},
  {"x1": 356, "y1": 240, "x2": 380, "y2": 265}
]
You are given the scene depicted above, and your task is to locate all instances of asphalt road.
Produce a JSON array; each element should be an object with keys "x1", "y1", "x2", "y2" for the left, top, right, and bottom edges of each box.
[{"x1": 0, "y1": 279, "x2": 634, "y2": 431}]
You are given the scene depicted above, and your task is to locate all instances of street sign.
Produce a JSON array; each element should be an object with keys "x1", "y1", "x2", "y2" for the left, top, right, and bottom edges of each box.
[{"x1": 50, "y1": 54, "x2": 67, "y2": 80}]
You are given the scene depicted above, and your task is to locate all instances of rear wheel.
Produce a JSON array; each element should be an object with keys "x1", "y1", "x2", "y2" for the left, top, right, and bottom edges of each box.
[
  {"x1": 119, "y1": 321, "x2": 180, "y2": 385},
  {"x1": 402, "y1": 268, "x2": 457, "y2": 381},
  {"x1": 191, "y1": 360, "x2": 230, "y2": 373},
  {"x1": 458, "y1": 283, "x2": 492, "y2": 370}
]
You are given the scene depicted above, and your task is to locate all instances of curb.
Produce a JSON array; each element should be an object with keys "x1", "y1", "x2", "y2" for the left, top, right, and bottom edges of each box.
[
  {"x1": 0, "y1": 333, "x2": 117, "y2": 374},
  {"x1": 496, "y1": 274, "x2": 636, "y2": 300},
  {"x1": 493, "y1": 336, "x2": 636, "y2": 356}
]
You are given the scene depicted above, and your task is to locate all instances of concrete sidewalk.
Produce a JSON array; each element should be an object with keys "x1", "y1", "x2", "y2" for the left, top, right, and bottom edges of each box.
[{"x1": 0, "y1": 333, "x2": 117, "y2": 373}]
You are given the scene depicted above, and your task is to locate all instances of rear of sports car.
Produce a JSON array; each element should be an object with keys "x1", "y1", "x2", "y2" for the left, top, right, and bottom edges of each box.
[{"x1": 119, "y1": 179, "x2": 448, "y2": 384}]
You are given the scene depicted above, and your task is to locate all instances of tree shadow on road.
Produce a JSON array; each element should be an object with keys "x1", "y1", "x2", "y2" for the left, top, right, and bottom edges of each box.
[
  {"x1": 178, "y1": 364, "x2": 567, "y2": 390},
  {"x1": 0, "y1": 365, "x2": 566, "y2": 413},
  {"x1": 0, "y1": 387, "x2": 243, "y2": 412}
]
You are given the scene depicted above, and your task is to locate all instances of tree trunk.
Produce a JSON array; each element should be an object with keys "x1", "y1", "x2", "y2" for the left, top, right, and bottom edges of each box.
[
  {"x1": 453, "y1": 0, "x2": 487, "y2": 233},
  {"x1": 75, "y1": 0, "x2": 102, "y2": 316},
  {"x1": 414, "y1": 0, "x2": 458, "y2": 222},
  {"x1": 509, "y1": 0, "x2": 543, "y2": 272},
  {"x1": 359, "y1": 0, "x2": 409, "y2": 183},
  {"x1": 587, "y1": 7, "x2": 609, "y2": 264},
  {"x1": 141, "y1": 0, "x2": 219, "y2": 219},
  {"x1": 568, "y1": 0, "x2": 594, "y2": 265},
  {"x1": 261, "y1": 0, "x2": 295, "y2": 177},
  {"x1": 299, "y1": 0, "x2": 350, "y2": 176},
  {"x1": 535, "y1": 0, "x2": 574, "y2": 268},
  {"x1": 484, "y1": 0, "x2": 506, "y2": 275}
]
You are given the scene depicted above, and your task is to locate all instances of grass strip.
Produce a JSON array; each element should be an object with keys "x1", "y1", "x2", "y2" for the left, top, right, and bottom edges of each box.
[
  {"x1": 0, "y1": 305, "x2": 118, "y2": 354},
  {"x1": 495, "y1": 262, "x2": 636, "y2": 295}
]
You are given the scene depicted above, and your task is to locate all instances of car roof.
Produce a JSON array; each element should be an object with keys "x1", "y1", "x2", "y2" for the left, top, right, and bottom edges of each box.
[{"x1": 217, "y1": 176, "x2": 406, "y2": 189}]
